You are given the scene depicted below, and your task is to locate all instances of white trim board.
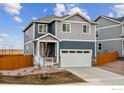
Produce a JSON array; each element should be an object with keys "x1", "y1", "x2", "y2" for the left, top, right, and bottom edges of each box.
[
  {"x1": 62, "y1": 39, "x2": 95, "y2": 42},
  {"x1": 97, "y1": 24, "x2": 121, "y2": 30},
  {"x1": 36, "y1": 33, "x2": 61, "y2": 41},
  {"x1": 97, "y1": 38, "x2": 122, "y2": 42},
  {"x1": 24, "y1": 40, "x2": 34, "y2": 45},
  {"x1": 63, "y1": 20, "x2": 91, "y2": 24}
]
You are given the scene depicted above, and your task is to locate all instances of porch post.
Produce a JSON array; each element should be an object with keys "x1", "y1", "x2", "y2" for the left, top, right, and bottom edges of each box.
[
  {"x1": 56, "y1": 42, "x2": 59, "y2": 63},
  {"x1": 37, "y1": 41, "x2": 40, "y2": 57}
]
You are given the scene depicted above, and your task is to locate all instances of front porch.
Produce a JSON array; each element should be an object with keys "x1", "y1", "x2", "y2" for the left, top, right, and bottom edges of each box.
[{"x1": 33, "y1": 33, "x2": 61, "y2": 67}]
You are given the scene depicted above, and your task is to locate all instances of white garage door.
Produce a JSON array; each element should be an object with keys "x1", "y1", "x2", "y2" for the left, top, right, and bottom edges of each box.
[{"x1": 60, "y1": 49, "x2": 92, "y2": 67}]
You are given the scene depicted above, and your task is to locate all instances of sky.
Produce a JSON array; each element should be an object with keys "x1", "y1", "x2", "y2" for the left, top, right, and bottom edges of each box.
[{"x1": 0, "y1": 3, "x2": 124, "y2": 49}]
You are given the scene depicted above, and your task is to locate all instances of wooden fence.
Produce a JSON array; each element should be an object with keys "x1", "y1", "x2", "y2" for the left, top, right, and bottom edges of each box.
[
  {"x1": 96, "y1": 51, "x2": 118, "y2": 66},
  {"x1": 0, "y1": 54, "x2": 33, "y2": 70}
]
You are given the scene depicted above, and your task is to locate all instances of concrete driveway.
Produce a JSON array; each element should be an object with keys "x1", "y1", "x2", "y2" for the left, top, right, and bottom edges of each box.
[{"x1": 67, "y1": 67, "x2": 124, "y2": 85}]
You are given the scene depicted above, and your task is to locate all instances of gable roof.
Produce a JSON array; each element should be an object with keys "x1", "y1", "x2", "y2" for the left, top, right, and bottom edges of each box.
[
  {"x1": 36, "y1": 33, "x2": 61, "y2": 41},
  {"x1": 95, "y1": 16, "x2": 121, "y2": 23},
  {"x1": 33, "y1": 15, "x2": 69, "y2": 23},
  {"x1": 112, "y1": 17, "x2": 124, "y2": 22},
  {"x1": 62, "y1": 12, "x2": 95, "y2": 23},
  {"x1": 23, "y1": 12, "x2": 97, "y2": 32}
]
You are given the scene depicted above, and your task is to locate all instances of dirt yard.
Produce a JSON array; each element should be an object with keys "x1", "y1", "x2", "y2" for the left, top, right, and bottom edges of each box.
[
  {"x1": 0, "y1": 71, "x2": 85, "y2": 85},
  {"x1": 99, "y1": 61, "x2": 124, "y2": 76}
]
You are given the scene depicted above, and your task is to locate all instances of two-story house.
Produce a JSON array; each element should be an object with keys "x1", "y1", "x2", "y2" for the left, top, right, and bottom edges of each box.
[
  {"x1": 23, "y1": 12, "x2": 97, "y2": 67},
  {"x1": 96, "y1": 16, "x2": 124, "y2": 59}
]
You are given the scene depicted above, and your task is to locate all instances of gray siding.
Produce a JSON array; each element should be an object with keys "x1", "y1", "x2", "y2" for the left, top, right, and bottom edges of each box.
[
  {"x1": 97, "y1": 25, "x2": 122, "y2": 40},
  {"x1": 24, "y1": 42, "x2": 34, "y2": 55},
  {"x1": 97, "y1": 40, "x2": 122, "y2": 57},
  {"x1": 65, "y1": 14, "x2": 89, "y2": 22},
  {"x1": 96, "y1": 17, "x2": 119, "y2": 28},
  {"x1": 56, "y1": 21, "x2": 96, "y2": 40},
  {"x1": 24, "y1": 24, "x2": 34, "y2": 43},
  {"x1": 60, "y1": 41, "x2": 95, "y2": 57}
]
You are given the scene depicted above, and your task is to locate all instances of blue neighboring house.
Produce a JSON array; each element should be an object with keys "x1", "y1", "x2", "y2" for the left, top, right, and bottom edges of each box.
[{"x1": 23, "y1": 12, "x2": 97, "y2": 67}]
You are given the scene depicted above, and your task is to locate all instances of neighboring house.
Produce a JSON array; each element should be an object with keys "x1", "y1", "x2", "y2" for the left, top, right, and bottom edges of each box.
[
  {"x1": 95, "y1": 16, "x2": 124, "y2": 58},
  {"x1": 23, "y1": 12, "x2": 97, "y2": 67}
]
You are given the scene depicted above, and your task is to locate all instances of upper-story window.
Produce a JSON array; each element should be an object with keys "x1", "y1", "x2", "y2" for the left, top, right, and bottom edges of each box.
[
  {"x1": 38, "y1": 24, "x2": 48, "y2": 34},
  {"x1": 82, "y1": 25, "x2": 91, "y2": 34},
  {"x1": 96, "y1": 30, "x2": 99, "y2": 38},
  {"x1": 62, "y1": 23, "x2": 71, "y2": 33}
]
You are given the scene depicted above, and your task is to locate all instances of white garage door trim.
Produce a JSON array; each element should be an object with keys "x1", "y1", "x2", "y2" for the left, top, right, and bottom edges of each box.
[{"x1": 60, "y1": 49, "x2": 92, "y2": 67}]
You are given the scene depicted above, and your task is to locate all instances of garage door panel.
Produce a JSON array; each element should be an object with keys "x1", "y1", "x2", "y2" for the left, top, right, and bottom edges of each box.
[{"x1": 60, "y1": 49, "x2": 92, "y2": 67}]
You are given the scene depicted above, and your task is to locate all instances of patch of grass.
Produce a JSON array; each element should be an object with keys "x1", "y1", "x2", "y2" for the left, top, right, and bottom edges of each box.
[{"x1": 0, "y1": 71, "x2": 86, "y2": 85}]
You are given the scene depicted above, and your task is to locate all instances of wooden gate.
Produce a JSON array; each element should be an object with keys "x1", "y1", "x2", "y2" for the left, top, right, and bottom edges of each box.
[
  {"x1": 96, "y1": 52, "x2": 118, "y2": 66},
  {"x1": 0, "y1": 54, "x2": 33, "y2": 70}
]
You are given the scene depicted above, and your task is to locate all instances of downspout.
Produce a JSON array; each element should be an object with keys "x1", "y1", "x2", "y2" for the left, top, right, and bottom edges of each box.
[{"x1": 121, "y1": 22, "x2": 124, "y2": 56}]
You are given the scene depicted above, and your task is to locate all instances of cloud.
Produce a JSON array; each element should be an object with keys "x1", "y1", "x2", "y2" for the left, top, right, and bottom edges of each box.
[
  {"x1": 32, "y1": 17, "x2": 37, "y2": 20},
  {"x1": 54, "y1": 4, "x2": 90, "y2": 19},
  {"x1": 14, "y1": 16, "x2": 22, "y2": 23},
  {"x1": 0, "y1": 33, "x2": 23, "y2": 49},
  {"x1": 3, "y1": 3, "x2": 22, "y2": 15},
  {"x1": 54, "y1": 3, "x2": 65, "y2": 16},
  {"x1": 2, "y1": 3, "x2": 22, "y2": 23},
  {"x1": 66, "y1": 6, "x2": 90, "y2": 19},
  {"x1": 112, "y1": 4, "x2": 124, "y2": 17},
  {"x1": 108, "y1": 12, "x2": 114, "y2": 17},
  {"x1": 0, "y1": 33, "x2": 9, "y2": 38},
  {"x1": 43, "y1": 8, "x2": 47, "y2": 13},
  {"x1": 108, "y1": 4, "x2": 124, "y2": 17}
]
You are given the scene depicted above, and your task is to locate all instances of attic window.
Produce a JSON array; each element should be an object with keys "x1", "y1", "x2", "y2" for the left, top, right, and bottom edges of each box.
[{"x1": 38, "y1": 24, "x2": 48, "y2": 34}]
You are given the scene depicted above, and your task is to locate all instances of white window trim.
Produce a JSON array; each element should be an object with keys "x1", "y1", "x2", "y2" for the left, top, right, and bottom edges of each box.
[
  {"x1": 82, "y1": 24, "x2": 91, "y2": 34},
  {"x1": 38, "y1": 24, "x2": 48, "y2": 34},
  {"x1": 61, "y1": 23, "x2": 71, "y2": 33},
  {"x1": 98, "y1": 42, "x2": 102, "y2": 51}
]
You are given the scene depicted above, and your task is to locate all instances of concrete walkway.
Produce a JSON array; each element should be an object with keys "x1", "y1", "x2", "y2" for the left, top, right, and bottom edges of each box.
[{"x1": 67, "y1": 67, "x2": 124, "y2": 85}]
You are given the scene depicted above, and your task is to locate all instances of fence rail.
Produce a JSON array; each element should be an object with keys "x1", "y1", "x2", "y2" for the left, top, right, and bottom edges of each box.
[
  {"x1": 0, "y1": 54, "x2": 33, "y2": 70},
  {"x1": 96, "y1": 51, "x2": 118, "y2": 66}
]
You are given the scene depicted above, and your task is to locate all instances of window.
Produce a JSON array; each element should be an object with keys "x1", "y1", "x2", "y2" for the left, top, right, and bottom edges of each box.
[
  {"x1": 62, "y1": 51, "x2": 68, "y2": 53},
  {"x1": 69, "y1": 51, "x2": 75, "y2": 53},
  {"x1": 62, "y1": 23, "x2": 71, "y2": 32},
  {"x1": 38, "y1": 24, "x2": 47, "y2": 33},
  {"x1": 98, "y1": 43, "x2": 102, "y2": 51},
  {"x1": 96, "y1": 30, "x2": 99, "y2": 38},
  {"x1": 84, "y1": 51, "x2": 90, "y2": 53},
  {"x1": 77, "y1": 51, "x2": 83, "y2": 53},
  {"x1": 82, "y1": 25, "x2": 91, "y2": 34}
]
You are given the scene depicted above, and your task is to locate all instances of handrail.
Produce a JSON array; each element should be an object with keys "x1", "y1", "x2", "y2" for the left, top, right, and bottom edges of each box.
[{"x1": 43, "y1": 57, "x2": 57, "y2": 67}]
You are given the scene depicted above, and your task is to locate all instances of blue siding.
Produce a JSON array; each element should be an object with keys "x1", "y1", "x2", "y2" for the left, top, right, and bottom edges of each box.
[
  {"x1": 59, "y1": 41, "x2": 95, "y2": 57},
  {"x1": 35, "y1": 22, "x2": 46, "y2": 38},
  {"x1": 35, "y1": 22, "x2": 55, "y2": 39},
  {"x1": 48, "y1": 22, "x2": 55, "y2": 35}
]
